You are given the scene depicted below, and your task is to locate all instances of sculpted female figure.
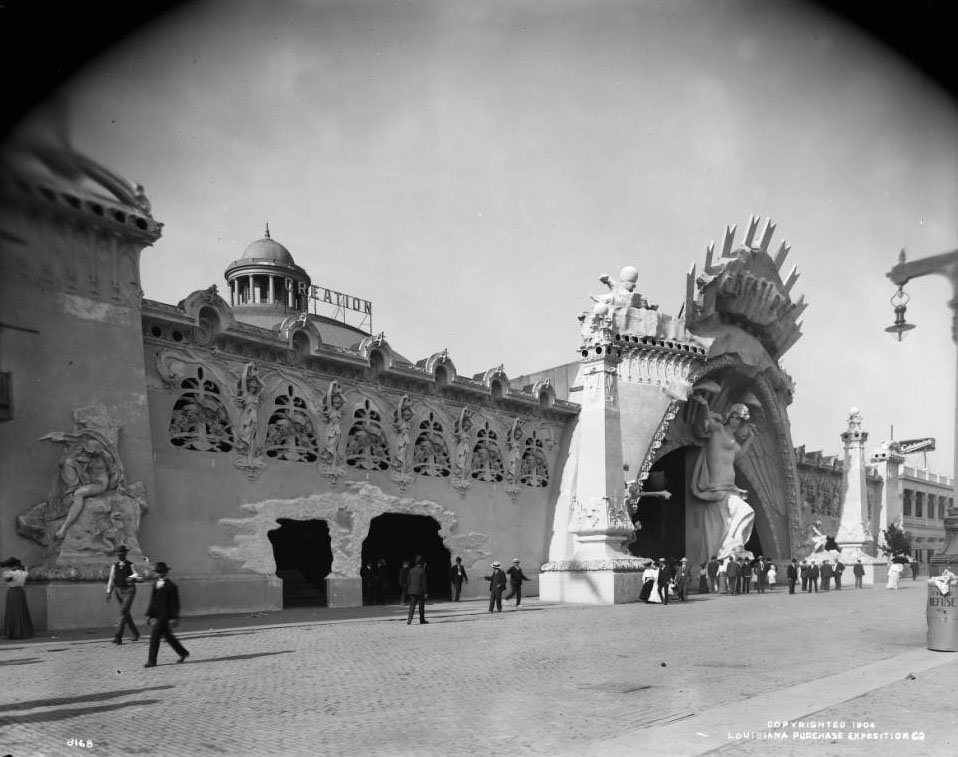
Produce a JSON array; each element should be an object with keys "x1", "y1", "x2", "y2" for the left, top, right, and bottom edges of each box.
[{"x1": 690, "y1": 396, "x2": 757, "y2": 561}]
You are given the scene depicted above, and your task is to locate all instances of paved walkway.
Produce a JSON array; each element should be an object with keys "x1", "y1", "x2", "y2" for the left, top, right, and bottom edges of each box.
[{"x1": 1, "y1": 580, "x2": 956, "y2": 756}]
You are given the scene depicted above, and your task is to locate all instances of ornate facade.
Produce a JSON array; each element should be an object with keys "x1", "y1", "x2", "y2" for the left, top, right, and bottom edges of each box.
[{"x1": 2, "y1": 125, "x2": 877, "y2": 625}]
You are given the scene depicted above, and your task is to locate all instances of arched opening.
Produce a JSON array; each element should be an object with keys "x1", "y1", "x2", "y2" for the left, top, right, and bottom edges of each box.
[
  {"x1": 267, "y1": 519, "x2": 332, "y2": 607},
  {"x1": 361, "y1": 513, "x2": 451, "y2": 604},
  {"x1": 369, "y1": 349, "x2": 385, "y2": 377},
  {"x1": 490, "y1": 379, "x2": 504, "y2": 401},
  {"x1": 737, "y1": 468, "x2": 767, "y2": 559},
  {"x1": 435, "y1": 365, "x2": 449, "y2": 387},
  {"x1": 291, "y1": 330, "x2": 310, "y2": 356},
  {"x1": 628, "y1": 448, "x2": 686, "y2": 560}
]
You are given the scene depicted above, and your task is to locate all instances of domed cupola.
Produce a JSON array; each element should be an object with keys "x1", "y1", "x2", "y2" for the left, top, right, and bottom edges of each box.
[{"x1": 224, "y1": 224, "x2": 312, "y2": 330}]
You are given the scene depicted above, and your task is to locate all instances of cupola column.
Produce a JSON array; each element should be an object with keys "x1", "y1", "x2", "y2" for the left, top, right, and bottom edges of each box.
[
  {"x1": 248, "y1": 274, "x2": 254, "y2": 304},
  {"x1": 268, "y1": 275, "x2": 275, "y2": 305}
]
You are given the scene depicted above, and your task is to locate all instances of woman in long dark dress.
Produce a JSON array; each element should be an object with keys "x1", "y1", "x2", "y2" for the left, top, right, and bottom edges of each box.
[
  {"x1": 698, "y1": 562, "x2": 710, "y2": 594},
  {"x1": 2, "y1": 557, "x2": 34, "y2": 639}
]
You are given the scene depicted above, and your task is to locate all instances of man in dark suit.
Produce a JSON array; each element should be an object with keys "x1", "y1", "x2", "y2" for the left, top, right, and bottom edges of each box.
[
  {"x1": 800, "y1": 560, "x2": 810, "y2": 592},
  {"x1": 144, "y1": 562, "x2": 189, "y2": 667},
  {"x1": 786, "y1": 558, "x2": 798, "y2": 594},
  {"x1": 834, "y1": 558, "x2": 845, "y2": 590},
  {"x1": 726, "y1": 557, "x2": 740, "y2": 595},
  {"x1": 820, "y1": 559, "x2": 833, "y2": 591},
  {"x1": 707, "y1": 555, "x2": 720, "y2": 594},
  {"x1": 674, "y1": 558, "x2": 692, "y2": 601},
  {"x1": 504, "y1": 558, "x2": 530, "y2": 607},
  {"x1": 106, "y1": 545, "x2": 141, "y2": 645},
  {"x1": 740, "y1": 557, "x2": 752, "y2": 594},
  {"x1": 853, "y1": 559, "x2": 865, "y2": 588},
  {"x1": 449, "y1": 556, "x2": 468, "y2": 601},
  {"x1": 656, "y1": 558, "x2": 671, "y2": 605},
  {"x1": 754, "y1": 556, "x2": 768, "y2": 593},
  {"x1": 808, "y1": 561, "x2": 820, "y2": 593},
  {"x1": 485, "y1": 561, "x2": 507, "y2": 612},
  {"x1": 405, "y1": 555, "x2": 429, "y2": 625}
]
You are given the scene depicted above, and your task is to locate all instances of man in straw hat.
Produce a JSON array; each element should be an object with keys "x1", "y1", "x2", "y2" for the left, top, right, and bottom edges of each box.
[
  {"x1": 106, "y1": 545, "x2": 142, "y2": 645},
  {"x1": 485, "y1": 561, "x2": 507, "y2": 613},
  {"x1": 143, "y1": 561, "x2": 189, "y2": 667},
  {"x1": 504, "y1": 558, "x2": 530, "y2": 608}
]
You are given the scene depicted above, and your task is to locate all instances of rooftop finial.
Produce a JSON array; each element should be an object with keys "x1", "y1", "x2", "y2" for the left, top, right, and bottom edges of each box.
[{"x1": 264, "y1": 222, "x2": 271, "y2": 239}]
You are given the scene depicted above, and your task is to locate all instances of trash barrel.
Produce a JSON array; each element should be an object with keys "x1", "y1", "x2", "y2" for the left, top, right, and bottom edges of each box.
[{"x1": 926, "y1": 577, "x2": 958, "y2": 651}]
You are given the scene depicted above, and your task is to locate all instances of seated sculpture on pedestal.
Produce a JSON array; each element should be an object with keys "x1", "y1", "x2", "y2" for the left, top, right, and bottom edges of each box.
[{"x1": 690, "y1": 394, "x2": 757, "y2": 561}]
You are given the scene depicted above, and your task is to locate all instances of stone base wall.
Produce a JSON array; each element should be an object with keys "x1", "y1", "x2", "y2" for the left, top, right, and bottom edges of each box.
[
  {"x1": 539, "y1": 569, "x2": 643, "y2": 604},
  {"x1": 1, "y1": 575, "x2": 281, "y2": 632}
]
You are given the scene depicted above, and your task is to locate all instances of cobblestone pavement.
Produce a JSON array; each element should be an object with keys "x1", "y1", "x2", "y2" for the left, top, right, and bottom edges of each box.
[{"x1": 1, "y1": 580, "x2": 955, "y2": 756}]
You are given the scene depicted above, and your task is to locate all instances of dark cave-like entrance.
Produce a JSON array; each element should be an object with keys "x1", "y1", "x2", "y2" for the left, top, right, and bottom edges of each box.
[
  {"x1": 628, "y1": 448, "x2": 687, "y2": 561},
  {"x1": 361, "y1": 513, "x2": 451, "y2": 604},
  {"x1": 267, "y1": 518, "x2": 333, "y2": 607}
]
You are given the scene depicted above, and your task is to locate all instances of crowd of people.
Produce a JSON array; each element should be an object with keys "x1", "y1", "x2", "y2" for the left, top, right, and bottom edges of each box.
[
  {"x1": 638, "y1": 553, "x2": 878, "y2": 603},
  {"x1": 360, "y1": 553, "x2": 532, "y2": 625}
]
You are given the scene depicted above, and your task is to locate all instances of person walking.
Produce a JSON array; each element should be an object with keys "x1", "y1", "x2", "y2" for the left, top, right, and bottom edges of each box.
[
  {"x1": 800, "y1": 560, "x2": 810, "y2": 592},
  {"x1": 504, "y1": 559, "x2": 530, "y2": 607},
  {"x1": 449, "y1": 557, "x2": 468, "y2": 601},
  {"x1": 767, "y1": 562, "x2": 777, "y2": 590},
  {"x1": 405, "y1": 555, "x2": 429, "y2": 625},
  {"x1": 707, "y1": 555, "x2": 720, "y2": 594},
  {"x1": 106, "y1": 545, "x2": 142, "y2": 645},
  {"x1": 656, "y1": 558, "x2": 671, "y2": 605},
  {"x1": 2, "y1": 557, "x2": 34, "y2": 639},
  {"x1": 833, "y1": 558, "x2": 845, "y2": 590},
  {"x1": 786, "y1": 558, "x2": 798, "y2": 594},
  {"x1": 853, "y1": 559, "x2": 865, "y2": 589},
  {"x1": 485, "y1": 561, "x2": 507, "y2": 612},
  {"x1": 143, "y1": 562, "x2": 189, "y2": 667},
  {"x1": 674, "y1": 558, "x2": 692, "y2": 601},
  {"x1": 717, "y1": 558, "x2": 728, "y2": 594}
]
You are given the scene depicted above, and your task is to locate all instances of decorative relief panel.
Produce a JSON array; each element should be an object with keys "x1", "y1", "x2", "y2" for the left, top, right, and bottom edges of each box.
[
  {"x1": 520, "y1": 432, "x2": 549, "y2": 488},
  {"x1": 412, "y1": 411, "x2": 451, "y2": 479},
  {"x1": 345, "y1": 398, "x2": 390, "y2": 471},
  {"x1": 470, "y1": 421, "x2": 504, "y2": 483},
  {"x1": 151, "y1": 343, "x2": 568, "y2": 497},
  {"x1": 168, "y1": 367, "x2": 234, "y2": 452},
  {"x1": 265, "y1": 385, "x2": 318, "y2": 463}
]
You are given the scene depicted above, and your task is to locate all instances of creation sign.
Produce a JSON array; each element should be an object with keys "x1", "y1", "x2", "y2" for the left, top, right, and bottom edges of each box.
[{"x1": 285, "y1": 278, "x2": 373, "y2": 316}]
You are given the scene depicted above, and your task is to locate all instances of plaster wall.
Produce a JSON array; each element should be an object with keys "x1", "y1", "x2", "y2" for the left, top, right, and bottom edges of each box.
[{"x1": 146, "y1": 388, "x2": 563, "y2": 600}]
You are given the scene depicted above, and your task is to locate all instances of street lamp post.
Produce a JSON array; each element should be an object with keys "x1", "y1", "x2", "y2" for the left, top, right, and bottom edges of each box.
[{"x1": 886, "y1": 249, "x2": 958, "y2": 574}]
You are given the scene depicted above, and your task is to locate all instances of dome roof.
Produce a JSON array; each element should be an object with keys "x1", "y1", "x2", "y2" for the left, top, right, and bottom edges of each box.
[{"x1": 241, "y1": 225, "x2": 295, "y2": 265}]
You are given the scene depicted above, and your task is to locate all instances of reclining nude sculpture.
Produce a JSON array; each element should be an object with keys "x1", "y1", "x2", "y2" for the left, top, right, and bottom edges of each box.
[{"x1": 690, "y1": 394, "x2": 757, "y2": 560}]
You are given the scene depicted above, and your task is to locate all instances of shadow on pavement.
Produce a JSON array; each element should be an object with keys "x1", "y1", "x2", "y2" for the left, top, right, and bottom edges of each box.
[
  {"x1": 0, "y1": 657, "x2": 43, "y2": 667},
  {"x1": 180, "y1": 650, "x2": 295, "y2": 665},
  {"x1": 0, "y1": 686, "x2": 174, "y2": 713},
  {"x1": 0, "y1": 699, "x2": 165, "y2": 725}
]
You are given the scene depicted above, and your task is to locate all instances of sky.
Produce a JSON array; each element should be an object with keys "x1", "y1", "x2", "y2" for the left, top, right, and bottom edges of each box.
[{"x1": 23, "y1": 0, "x2": 958, "y2": 472}]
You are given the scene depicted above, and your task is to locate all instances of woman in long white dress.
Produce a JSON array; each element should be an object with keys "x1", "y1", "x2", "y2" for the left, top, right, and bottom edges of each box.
[
  {"x1": 767, "y1": 563, "x2": 777, "y2": 590},
  {"x1": 887, "y1": 562, "x2": 903, "y2": 590},
  {"x1": 641, "y1": 563, "x2": 661, "y2": 604}
]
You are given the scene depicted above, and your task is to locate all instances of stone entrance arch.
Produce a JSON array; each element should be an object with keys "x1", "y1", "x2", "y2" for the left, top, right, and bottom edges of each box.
[{"x1": 212, "y1": 481, "x2": 491, "y2": 607}]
